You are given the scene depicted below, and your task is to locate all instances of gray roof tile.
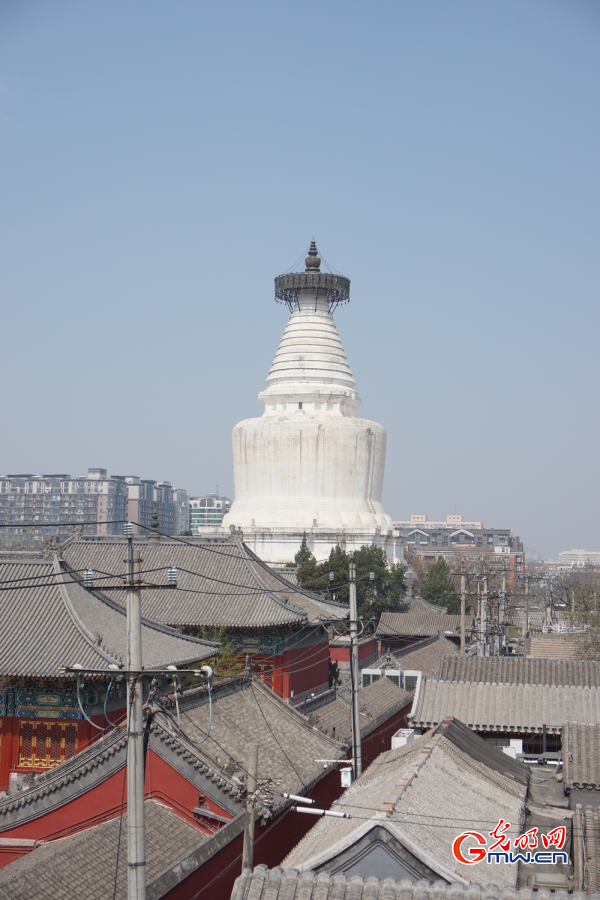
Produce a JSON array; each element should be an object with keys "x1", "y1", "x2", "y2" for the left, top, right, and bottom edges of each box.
[
  {"x1": 61, "y1": 538, "x2": 346, "y2": 628},
  {"x1": 0, "y1": 799, "x2": 206, "y2": 899},
  {"x1": 376, "y1": 610, "x2": 469, "y2": 638},
  {"x1": 563, "y1": 723, "x2": 600, "y2": 790},
  {"x1": 412, "y1": 679, "x2": 600, "y2": 734},
  {"x1": 439, "y1": 656, "x2": 600, "y2": 687},
  {"x1": 307, "y1": 679, "x2": 414, "y2": 744},
  {"x1": 281, "y1": 718, "x2": 528, "y2": 887},
  {"x1": 0, "y1": 559, "x2": 216, "y2": 677},
  {"x1": 527, "y1": 635, "x2": 587, "y2": 660},
  {"x1": 232, "y1": 868, "x2": 579, "y2": 900}
]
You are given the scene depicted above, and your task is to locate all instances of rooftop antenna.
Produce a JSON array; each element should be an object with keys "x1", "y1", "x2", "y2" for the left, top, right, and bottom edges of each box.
[{"x1": 216, "y1": 483, "x2": 219, "y2": 496}]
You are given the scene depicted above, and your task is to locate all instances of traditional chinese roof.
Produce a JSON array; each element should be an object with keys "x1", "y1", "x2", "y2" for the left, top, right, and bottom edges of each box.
[
  {"x1": 438, "y1": 656, "x2": 600, "y2": 688},
  {"x1": 0, "y1": 558, "x2": 217, "y2": 677},
  {"x1": 307, "y1": 678, "x2": 414, "y2": 744},
  {"x1": 61, "y1": 538, "x2": 346, "y2": 628},
  {"x1": 406, "y1": 597, "x2": 448, "y2": 615},
  {"x1": 0, "y1": 675, "x2": 344, "y2": 832},
  {"x1": 392, "y1": 636, "x2": 459, "y2": 676},
  {"x1": 0, "y1": 800, "x2": 208, "y2": 900},
  {"x1": 527, "y1": 634, "x2": 587, "y2": 660},
  {"x1": 376, "y1": 610, "x2": 468, "y2": 639},
  {"x1": 411, "y1": 679, "x2": 600, "y2": 734},
  {"x1": 281, "y1": 717, "x2": 528, "y2": 887},
  {"x1": 563, "y1": 723, "x2": 600, "y2": 791},
  {"x1": 232, "y1": 868, "x2": 576, "y2": 900}
]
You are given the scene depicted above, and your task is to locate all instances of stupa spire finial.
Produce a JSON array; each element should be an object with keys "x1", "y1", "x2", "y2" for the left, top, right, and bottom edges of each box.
[{"x1": 305, "y1": 239, "x2": 321, "y2": 272}]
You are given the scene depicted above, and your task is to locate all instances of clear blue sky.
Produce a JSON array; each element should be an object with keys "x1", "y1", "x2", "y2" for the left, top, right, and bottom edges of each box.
[{"x1": 1, "y1": 1, "x2": 598, "y2": 559}]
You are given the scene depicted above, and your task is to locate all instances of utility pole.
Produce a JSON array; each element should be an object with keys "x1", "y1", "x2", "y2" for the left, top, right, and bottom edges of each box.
[
  {"x1": 242, "y1": 743, "x2": 258, "y2": 871},
  {"x1": 349, "y1": 552, "x2": 362, "y2": 780},
  {"x1": 524, "y1": 576, "x2": 530, "y2": 654},
  {"x1": 460, "y1": 558, "x2": 466, "y2": 655},
  {"x1": 125, "y1": 523, "x2": 146, "y2": 900},
  {"x1": 500, "y1": 565, "x2": 507, "y2": 656},
  {"x1": 481, "y1": 567, "x2": 488, "y2": 657}
]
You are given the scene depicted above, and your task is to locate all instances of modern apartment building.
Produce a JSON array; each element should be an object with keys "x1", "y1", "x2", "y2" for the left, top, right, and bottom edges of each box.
[
  {"x1": 172, "y1": 488, "x2": 190, "y2": 535},
  {"x1": 559, "y1": 549, "x2": 600, "y2": 566},
  {"x1": 0, "y1": 469, "x2": 188, "y2": 539},
  {"x1": 0, "y1": 469, "x2": 128, "y2": 539},
  {"x1": 393, "y1": 514, "x2": 523, "y2": 554},
  {"x1": 190, "y1": 493, "x2": 232, "y2": 533}
]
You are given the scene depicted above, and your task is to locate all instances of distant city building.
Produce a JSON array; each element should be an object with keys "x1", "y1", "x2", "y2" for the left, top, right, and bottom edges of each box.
[
  {"x1": 124, "y1": 477, "x2": 177, "y2": 536},
  {"x1": 393, "y1": 514, "x2": 523, "y2": 554},
  {"x1": 559, "y1": 549, "x2": 600, "y2": 566},
  {"x1": 0, "y1": 469, "x2": 188, "y2": 539},
  {"x1": 190, "y1": 494, "x2": 232, "y2": 533},
  {"x1": 0, "y1": 469, "x2": 128, "y2": 538},
  {"x1": 172, "y1": 488, "x2": 190, "y2": 535}
]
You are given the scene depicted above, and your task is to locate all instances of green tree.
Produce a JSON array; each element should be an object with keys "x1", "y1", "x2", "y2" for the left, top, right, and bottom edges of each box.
[
  {"x1": 296, "y1": 542, "x2": 407, "y2": 622},
  {"x1": 420, "y1": 558, "x2": 459, "y2": 613},
  {"x1": 355, "y1": 545, "x2": 407, "y2": 620},
  {"x1": 295, "y1": 533, "x2": 315, "y2": 566},
  {"x1": 295, "y1": 534, "x2": 319, "y2": 591}
]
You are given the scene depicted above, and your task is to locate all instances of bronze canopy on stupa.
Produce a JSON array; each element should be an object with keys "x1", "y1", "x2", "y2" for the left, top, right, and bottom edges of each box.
[{"x1": 274, "y1": 239, "x2": 350, "y2": 311}]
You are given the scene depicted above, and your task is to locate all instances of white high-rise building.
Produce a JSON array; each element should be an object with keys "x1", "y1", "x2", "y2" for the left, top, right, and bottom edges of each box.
[{"x1": 222, "y1": 241, "x2": 401, "y2": 563}]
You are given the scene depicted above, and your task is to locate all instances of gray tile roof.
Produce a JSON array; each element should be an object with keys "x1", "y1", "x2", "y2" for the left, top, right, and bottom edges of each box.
[
  {"x1": 563, "y1": 723, "x2": 600, "y2": 790},
  {"x1": 376, "y1": 610, "x2": 469, "y2": 638},
  {"x1": 61, "y1": 538, "x2": 346, "y2": 628},
  {"x1": 0, "y1": 799, "x2": 206, "y2": 900},
  {"x1": 0, "y1": 559, "x2": 217, "y2": 677},
  {"x1": 307, "y1": 678, "x2": 414, "y2": 744},
  {"x1": 232, "y1": 867, "x2": 581, "y2": 900},
  {"x1": 528, "y1": 634, "x2": 587, "y2": 660},
  {"x1": 393, "y1": 636, "x2": 459, "y2": 677},
  {"x1": 439, "y1": 656, "x2": 600, "y2": 687},
  {"x1": 406, "y1": 597, "x2": 448, "y2": 615},
  {"x1": 281, "y1": 718, "x2": 528, "y2": 887},
  {"x1": 411, "y1": 679, "x2": 600, "y2": 734},
  {"x1": 165, "y1": 676, "x2": 345, "y2": 818}
]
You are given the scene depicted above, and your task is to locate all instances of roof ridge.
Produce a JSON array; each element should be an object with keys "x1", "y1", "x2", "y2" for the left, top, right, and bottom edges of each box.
[
  {"x1": 238, "y1": 546, "x2": 309, "y2": 619},
  {"x1": 53, "y1": 556, "x2": 120, "y2": 666},
  {"x1": 377, "y1": 740, "x2": 438, "y2": 816},
  {"x1": 242, "y1": 545, "x2": 349, "y2": 611}
]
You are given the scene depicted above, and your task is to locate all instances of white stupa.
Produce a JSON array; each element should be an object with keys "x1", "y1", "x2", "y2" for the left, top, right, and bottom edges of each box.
[{"x1": 222, "y1": 241, "x2": 401, "y2": 563}]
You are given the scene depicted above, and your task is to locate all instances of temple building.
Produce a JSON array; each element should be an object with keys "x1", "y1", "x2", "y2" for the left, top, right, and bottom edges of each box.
[{"x1": 222, "y1": 241, "x2": 402, "y2": 564}]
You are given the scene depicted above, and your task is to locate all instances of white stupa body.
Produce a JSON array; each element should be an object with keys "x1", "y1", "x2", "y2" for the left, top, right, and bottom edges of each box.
[{"x1": 222, "y1": 243, "x2": 399, "y2": 563}]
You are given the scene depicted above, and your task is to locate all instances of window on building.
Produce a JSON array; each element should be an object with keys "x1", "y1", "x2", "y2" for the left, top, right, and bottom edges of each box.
[{"x1": 18, "y1": 721, "x2": 78, "y2": 769}]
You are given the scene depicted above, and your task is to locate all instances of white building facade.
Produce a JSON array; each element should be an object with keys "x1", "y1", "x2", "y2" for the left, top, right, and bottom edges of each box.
[{"x1": 222, "y1": 241, "x2": 401, "y2": 564}]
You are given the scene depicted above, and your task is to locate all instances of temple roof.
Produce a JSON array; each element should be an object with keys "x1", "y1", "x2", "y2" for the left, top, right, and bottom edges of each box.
[
  {"x1": 61, "y1": 537, "x2": 346, "y2": 629},
  {"x1": 0, "y1": 558, "x2": 217, "y2": 677}
]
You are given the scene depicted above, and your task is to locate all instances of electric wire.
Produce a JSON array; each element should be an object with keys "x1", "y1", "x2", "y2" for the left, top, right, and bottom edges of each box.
[
  {"x1": 112, "y1": 708, "x2": 129, "y2": 900},
  {"x1": 104, "y1": 677, "x2": 118, "y2": 727},
  {"x1": 250, "y1": 683, "x2": 308, "y2": 791}
]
